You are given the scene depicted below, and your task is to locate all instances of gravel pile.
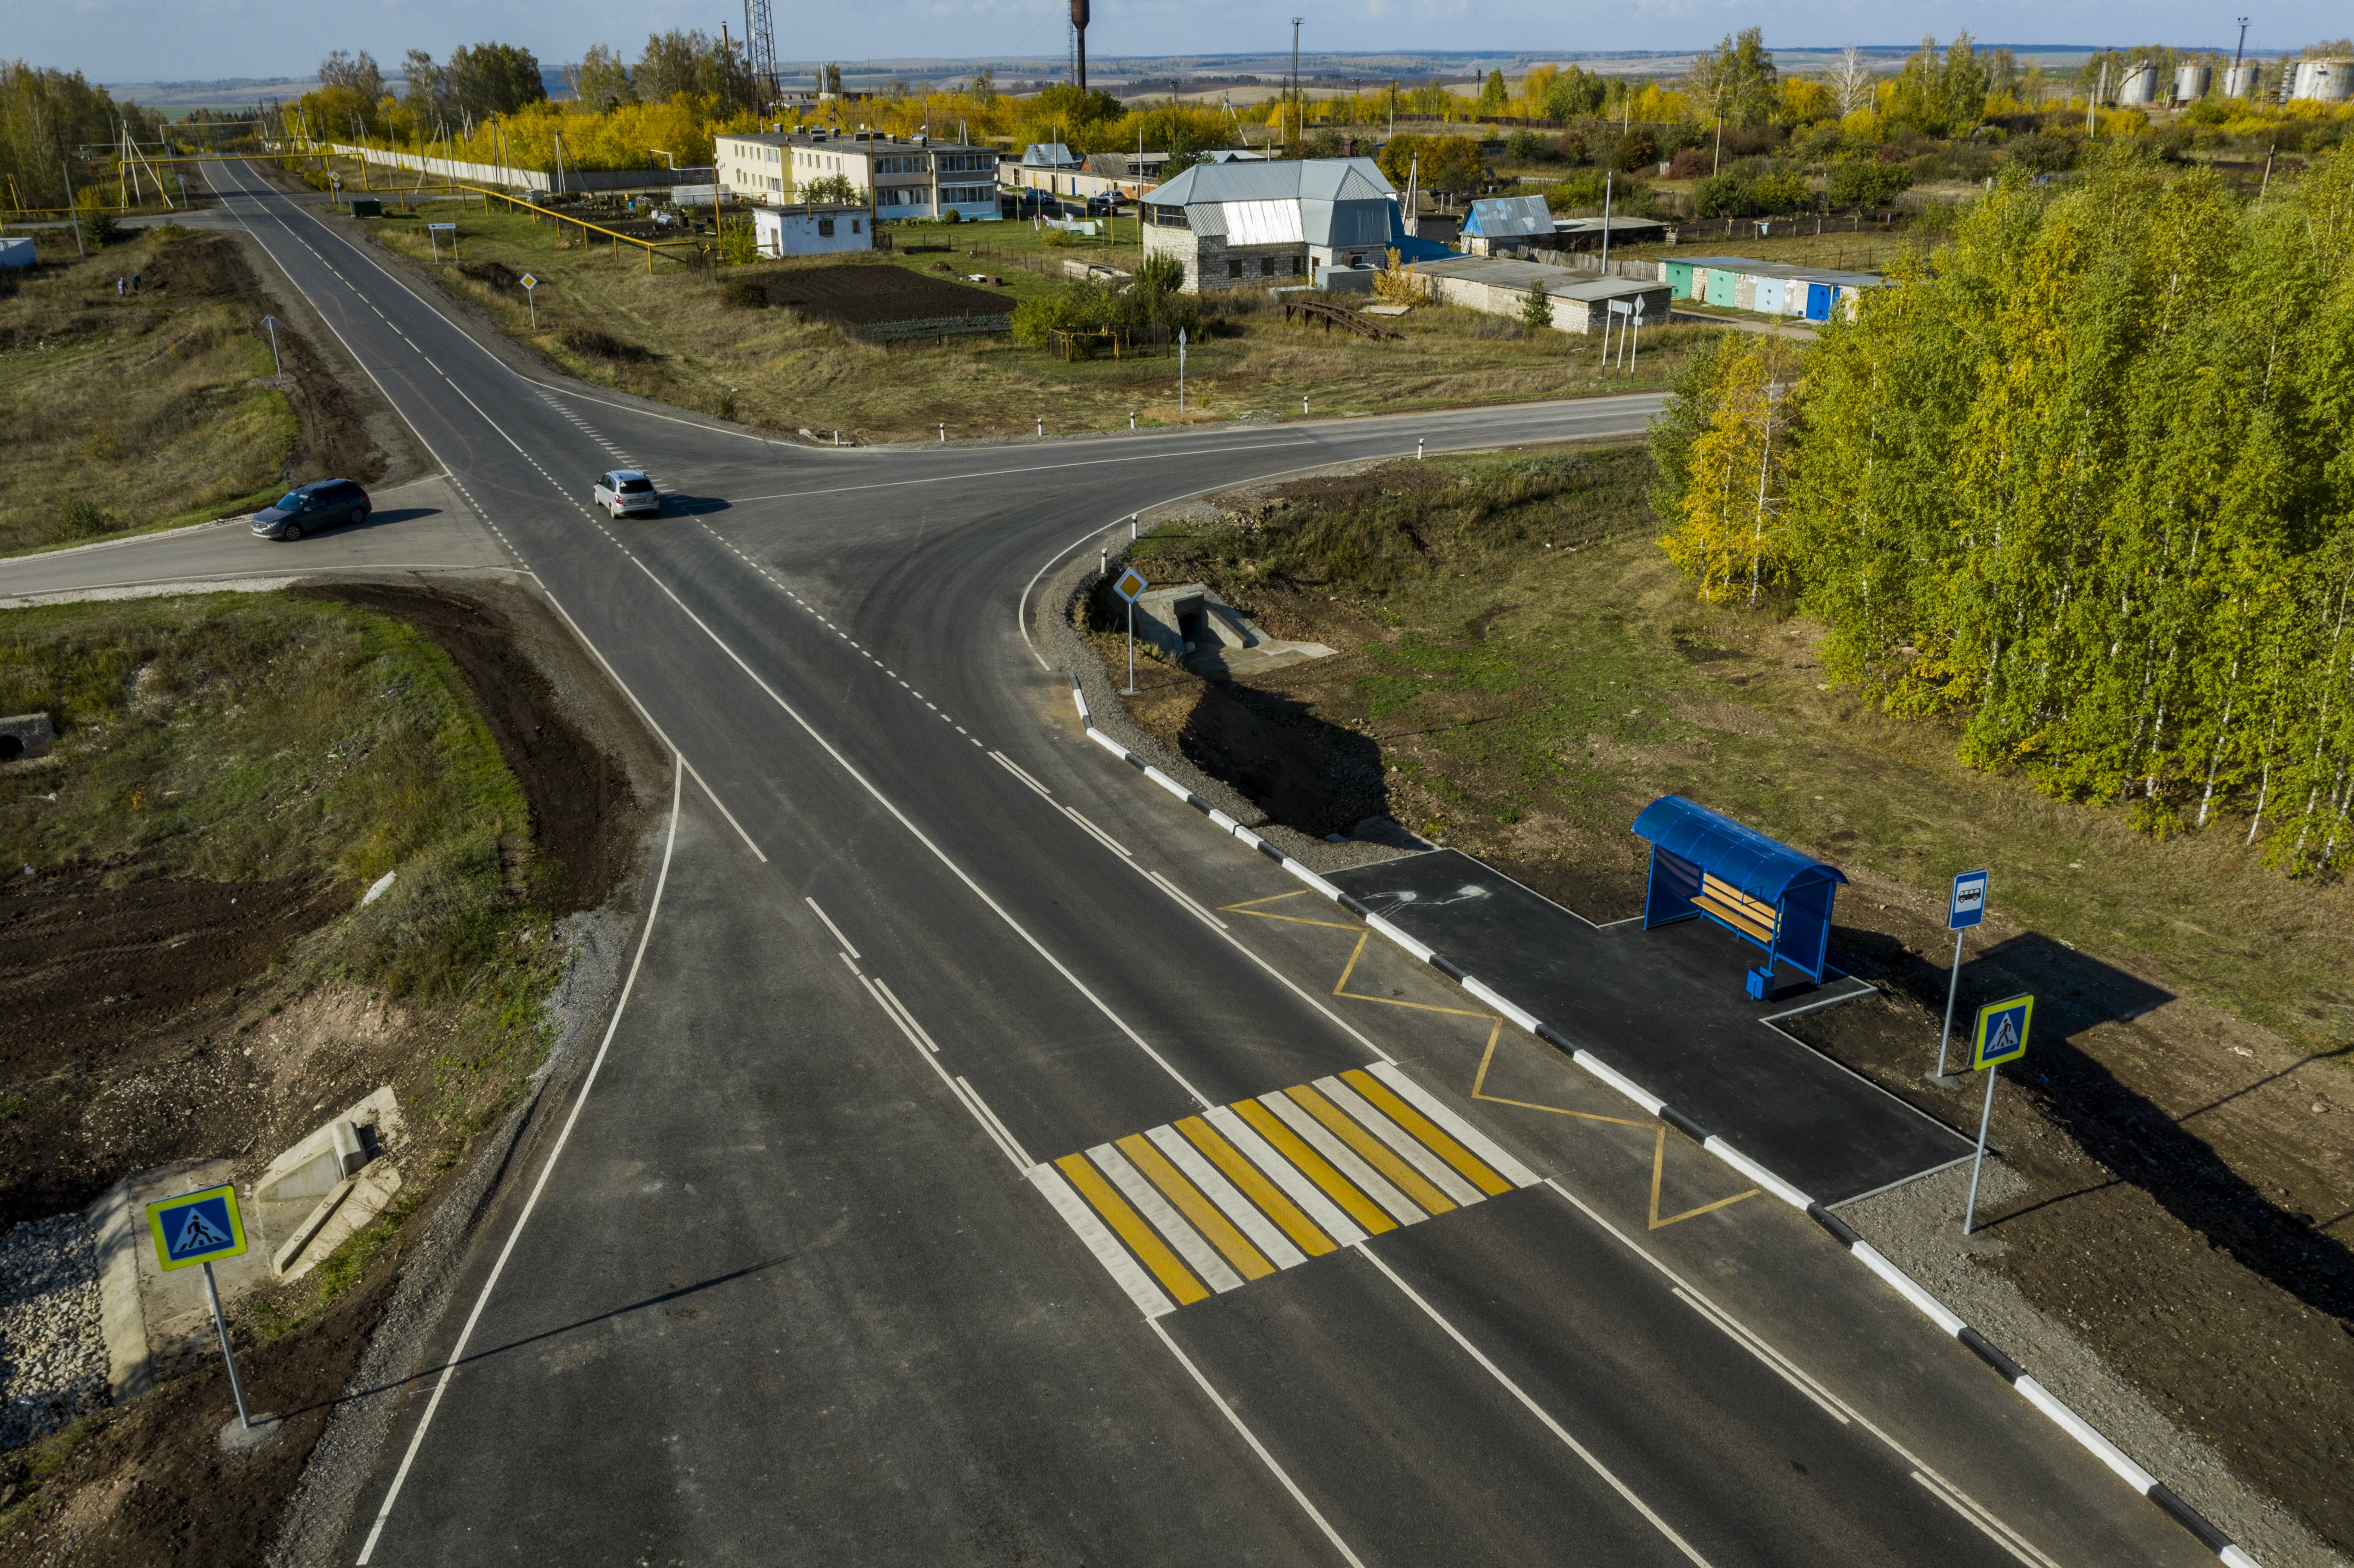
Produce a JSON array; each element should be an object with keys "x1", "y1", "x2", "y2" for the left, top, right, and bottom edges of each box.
[{"x1": 0, "y1": 1213, "x2": 109, "y2": 1451}]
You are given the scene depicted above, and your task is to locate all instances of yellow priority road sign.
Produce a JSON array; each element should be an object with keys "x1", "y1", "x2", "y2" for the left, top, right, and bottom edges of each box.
[
  {"x1": 146, "y1": 1183, "x2": 248, "y2": 1271},
  {"x1": 519, "y1": 272, "x2": 539, "y2": 290},
  {"x1": 1970, "y1": 993, "x2": 2033, "y2": 1072},
  {"x1": 1113, "y1": 567, "x2": 1149, "y2": 603}
]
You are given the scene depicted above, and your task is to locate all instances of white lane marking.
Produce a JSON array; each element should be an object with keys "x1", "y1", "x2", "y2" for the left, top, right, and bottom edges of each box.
[
  {"x1": 1149, "y1": 1317, "x2": 1373, "y2": 1568},
  {"x1": 1143, "y1": 1124, "x2": 1306, "y2": 1270},
  {"x1": 1538, "y1": 1178, "x2": 2057, "y2": 1561},
  {"x1": 1354, "y1": 1242, "x2": 1716, "y2": 1568},
  {"x1": 355, "y1": 755, "x2": 683, "y2": 1564},
  {"x1": 1911, "y1": 1472, "x2": 2064, "y2": 1568},
  {"x1": 872, "y1": 980, "x2": 941, "y2": 1053},
  {"x1": 725, "y1": 438, "x2": 1317, "y2": 504},
  {"x1": 1031, "y1": 1164, "x2": 1175, "y2": 1319},
  {"x1": 991, "y1": 751, "x2": 1053, "y2": 798},
  {"x1": 1314, "y1": 1075, "x2": 1484, "y2": 1208},
  {"x1": 1089, "y1": 1143, "x2": 1243, "y2": 1293},
  {"x1": 1261, "y1": 1092, "x2": 1423, "y2": 1227},
  {"x1": 1671, "y1": 1288, "x2": 1850, "y2": 1425},
  {"x1": 956, "y1": 1077, "x2": 1035, "y2": 1170},
  {"x1": 1060, "y1": 806, "x2": 1131, "y2": 859},
  {"x1": 1203, "y1": 1105, "x2": 1369, "y2": 1248},
  {"x1": 1143, "y1": 868, "x2": 1227, "y2": 931},
  {"x1": 805, "y1": 896, "x2": 860, "y2": 958}
]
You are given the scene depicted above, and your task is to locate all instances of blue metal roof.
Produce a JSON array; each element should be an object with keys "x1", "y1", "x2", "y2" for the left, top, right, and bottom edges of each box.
[{"x1": 1631, "y1": 796, "x2": 1846, "y2": 904}]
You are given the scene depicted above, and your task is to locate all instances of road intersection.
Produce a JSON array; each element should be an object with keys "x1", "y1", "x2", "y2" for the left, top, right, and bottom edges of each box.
[{"x1": 1, "y1": 161, "x2": 2217, "y2": 1568}]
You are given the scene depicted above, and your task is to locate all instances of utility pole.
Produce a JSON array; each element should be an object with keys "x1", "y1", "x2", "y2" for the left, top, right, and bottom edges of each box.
[
  {"x1": 2233, "y1": 17, "x2": 2248, "y2": 70},
  {"x1": 1291, "y1": 18, "x2": 1304, "y2": 152}
]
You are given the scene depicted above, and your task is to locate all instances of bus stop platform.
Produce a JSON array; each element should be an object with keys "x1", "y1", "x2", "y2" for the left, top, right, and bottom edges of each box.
[{"x1": 1324, "y1": 851, "x2": 1972, "y2": 1207}]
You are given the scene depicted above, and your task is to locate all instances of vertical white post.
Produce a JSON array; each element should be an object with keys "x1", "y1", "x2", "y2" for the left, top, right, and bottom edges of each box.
[
  {"x1": 1935, "y1": 928, "x2": 1965, "y2": 1076},
  {"x1": 1126, "y1": 599, "x2": 1136, "y2": 695},
  {"x1": 1963, "y1": 1063, "x2": 1999, "y2": 1235},
  {"x1": 203, "y1": 1261, "x2": 254, "y2": 1428}
]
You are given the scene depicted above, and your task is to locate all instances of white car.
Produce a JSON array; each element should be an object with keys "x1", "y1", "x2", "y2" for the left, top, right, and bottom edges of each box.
[{"x1": 594, "y1": 470, "x2": 659, "y2": 518}]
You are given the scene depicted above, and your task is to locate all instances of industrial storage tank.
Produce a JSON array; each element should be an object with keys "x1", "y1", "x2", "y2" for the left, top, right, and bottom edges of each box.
[
  {"x1": 2224, "y1": 64, "x2": 2264, "y2": 97},
  {"x1": 2117, "y1": 63, "x2": 2160, "y2": 105},
  {"x1": 2290, "y1": 59, "x2": 2352, "y2": 102},
  {"x1": 2173, "y1": 64, "x2": 2212, "y2": 101}
]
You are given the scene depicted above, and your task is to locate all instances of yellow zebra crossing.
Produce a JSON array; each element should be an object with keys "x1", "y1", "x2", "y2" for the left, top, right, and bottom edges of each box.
[{"x1": 1029, "y1": 1063, "x2": 1539, "y2": 1316}]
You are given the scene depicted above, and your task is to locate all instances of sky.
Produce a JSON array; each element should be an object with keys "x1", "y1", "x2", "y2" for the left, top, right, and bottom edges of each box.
[{"x1": 27, "y1": 0, "x2": 2344, "y2": 89}]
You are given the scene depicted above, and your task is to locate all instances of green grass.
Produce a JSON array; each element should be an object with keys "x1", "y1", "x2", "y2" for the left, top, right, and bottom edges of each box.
[
  {"x1": 0, "y1": 228, "x2": 299, "y2": 554},
  {"x1": 1125, "y1": 444, "x2": 2354, "y2": 1053},
  {"x1": 345, "y1": 178, "x2": 1722, "y2": 442},
  {"x1": 0, "y1": 593, "x2": 539, "y2": 1002}
]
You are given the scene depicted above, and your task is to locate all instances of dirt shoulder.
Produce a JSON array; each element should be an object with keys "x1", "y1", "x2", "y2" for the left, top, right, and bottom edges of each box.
[
  {"x1": 1078, "y1": 447, "x2": 2354, "y2": 1557},
  {"x1": 0, "y1": 577, "x2": 663, "y2": 1563}
]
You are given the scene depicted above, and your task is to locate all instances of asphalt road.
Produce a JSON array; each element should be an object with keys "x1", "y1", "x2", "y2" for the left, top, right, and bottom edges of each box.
[{"x1": 5, "y1": 161, "x2": 2218, "y2": 1568}]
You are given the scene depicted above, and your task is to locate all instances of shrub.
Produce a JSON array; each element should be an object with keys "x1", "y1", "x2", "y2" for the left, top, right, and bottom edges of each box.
[
  {"x1": 53, "y1": 499, "x2": 115, "y2": 542},
  {"x1": 2003, "y1": 133, "x2": 2076, "y2": 174},
  {"x1": 1546, "y1": 170, "x2": 1610, "y2": 211},
  {"x1": 1519, "y1": 284, "x2": 1554, "y2": 330},
  {"x1": 719, "y1": 278, "x2": 768, "y2": 309},
  {"x1": 1751, "y1": 171, "x2": 1812, "y2": 210},
  {"x1": 560, "y1": 327, "x2": 650, "y2": 361},
  {"x1": 75, "y1": 193, "x2": 120, "y2": 249},
  {"x1": 1667, "y1": 148, "x2": 1709, "y2": 179},
  {"x1": 1691, "y1": 174, "x2": 1756, "y2": 218},
  {"x1": 1504, "y1": 129, "x2": 1545, "y2": 162},
  {"x1": 1614, "y1": 130, "x2": 1658, "y2": 171},
  {"x1": 1041, "y1": 227, "x2": 1076, "y2": 248},
  {"x1": 1134, "y1": 252, "x2": 1185, "y2": 293},
  {"x1": 1826, "y1": 158, "x2": 1915, "y2": 208}
]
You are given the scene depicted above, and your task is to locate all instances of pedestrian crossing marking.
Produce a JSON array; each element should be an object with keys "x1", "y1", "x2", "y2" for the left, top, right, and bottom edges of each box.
[
  {"x1": 1117, "y1": 1134, "x2": 1277, "y2": 1282},
  {"x1": 1039, "y1": 1065, "x2": 1537, "y2": 1314},
  {"x1": 1341, "y1": 1069, "x2": 1516, "y2": 1198},
  {"x1": 1053, "y1": 1153, "x2": 1209, "y2": 1307}
]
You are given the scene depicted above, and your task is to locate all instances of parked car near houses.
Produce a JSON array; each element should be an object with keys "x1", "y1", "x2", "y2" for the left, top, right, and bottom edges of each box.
[
  {"x1": 594, "y1": 470, "x2": 660, "y2": 517},
  {"x1": 250, "y1": 479, "x2": 370, "y2": 541}
]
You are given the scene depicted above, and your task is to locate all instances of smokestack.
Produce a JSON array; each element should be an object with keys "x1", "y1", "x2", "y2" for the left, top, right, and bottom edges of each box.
[{"x1": 1071, "y1": 0, "x2": 1089, "y2": 90}]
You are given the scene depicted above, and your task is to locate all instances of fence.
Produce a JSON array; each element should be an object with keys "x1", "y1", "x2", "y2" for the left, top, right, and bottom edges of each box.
[{"x1": 323, "y1": 142, "x2": 712, "y2": 195}]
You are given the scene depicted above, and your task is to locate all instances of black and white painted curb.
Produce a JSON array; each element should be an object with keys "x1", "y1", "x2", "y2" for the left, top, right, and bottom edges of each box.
[{"x1": 1070, "y1": 673, "x2": 2264, "y2": 1568}]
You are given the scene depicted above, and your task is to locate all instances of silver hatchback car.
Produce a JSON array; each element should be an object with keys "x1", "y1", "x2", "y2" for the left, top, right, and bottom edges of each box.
[{"x1": 594, "y1": 470, "x2": 659, "y2": 518}]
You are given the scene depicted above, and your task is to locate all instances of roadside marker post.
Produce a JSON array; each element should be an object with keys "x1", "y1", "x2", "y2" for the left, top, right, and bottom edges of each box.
[
  {"x1": 519, "y1": 271, "x2": 539, "y2": 329},
  {"x1": 1962, "y1": 993, "x2": 2033, "y2": 1235},
  {"x1": 146, "y1": 1183, "x2": 258, "y2": 1429},
  {"x1": 1933, "y1": 869, "x2": 1988, "y2": 1081},
  {"x1": 427, "y1": 221, "x2": 457, "y2": 261},
  {"x1": 1113, "y1": 566, "x2": 1149, "y2": 695},
  {"x1": 259, "y1": 314, "x2": 281, "y2": 377}
]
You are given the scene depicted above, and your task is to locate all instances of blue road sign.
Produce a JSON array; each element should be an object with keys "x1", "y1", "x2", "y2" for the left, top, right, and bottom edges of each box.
[
  {"x1": 1970, "y1": 994, "x2": 2033, "y2": 1071},
  {"x1": 1949, "y1": 870, "x2": 1988, "y2": 931},
  {"x1": 146, "y1": 1184, "x2": 248, "y2": 1272}
]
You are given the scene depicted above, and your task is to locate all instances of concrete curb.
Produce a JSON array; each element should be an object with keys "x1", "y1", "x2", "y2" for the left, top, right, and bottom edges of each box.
[{"x1": 1067, "y1": 673, "x2": 2266, "y2": 1568}]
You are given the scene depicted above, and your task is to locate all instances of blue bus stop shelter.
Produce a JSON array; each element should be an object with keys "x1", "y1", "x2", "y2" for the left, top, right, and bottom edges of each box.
[{"x1": 1632, "y1": 796, "x2": 1848, "y2": 997}]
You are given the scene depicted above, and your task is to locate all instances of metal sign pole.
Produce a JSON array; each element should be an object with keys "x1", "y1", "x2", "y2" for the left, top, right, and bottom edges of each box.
[
  {"x1": 1935, "y1": 927, "x2": 1965, "y2": 1076},
  {"x1": 202, "y1": 1260, "x2": 255, "y2": 1428},
  {"x1": 1126, "y1": 598, "x2": 1136, "y2": 694},
  {"x1": 1963, "y1": 1064, "x2": 1999, "y2": 1235}
]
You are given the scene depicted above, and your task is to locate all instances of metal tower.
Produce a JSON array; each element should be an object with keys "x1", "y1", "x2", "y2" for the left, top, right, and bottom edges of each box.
[{"x1": 743, "y1": 0, "x2": 783, "y2": 107}]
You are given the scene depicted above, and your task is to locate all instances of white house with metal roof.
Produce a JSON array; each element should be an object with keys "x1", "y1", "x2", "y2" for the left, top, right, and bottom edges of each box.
[{"x1": 1139, "y1": 157, "x2": 1446, "y2": 293}]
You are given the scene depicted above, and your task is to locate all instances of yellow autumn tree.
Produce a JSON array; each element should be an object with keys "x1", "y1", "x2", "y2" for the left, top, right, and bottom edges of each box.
[{"x1": 1661, "y1": 337, "x2": 1803, "y2": 606}]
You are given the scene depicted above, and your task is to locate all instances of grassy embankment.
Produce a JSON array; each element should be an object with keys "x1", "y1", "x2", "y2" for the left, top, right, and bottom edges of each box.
[
  {"x1": 344, "y1": 183, "x2": 1719, "y2": 442},
  {"x1": 1120, "y1": 445, "x2": 2353, "y2": 1050},
  {"x1": 0, "y1": 227, "x2": 298, "y2": 555},
  {"x1": 0, "y1": 592, "x2": 559, "y2": 1192}
]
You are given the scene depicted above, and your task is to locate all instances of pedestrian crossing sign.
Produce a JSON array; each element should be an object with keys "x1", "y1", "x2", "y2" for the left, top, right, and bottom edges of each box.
[
  {"x1": 146, "y1": 1184, "x2": 247, "y2": 1272},
  {"x1": 1114, "y1": 567, "x2": 1149, "y2": 603},
  {"x1": 1970, "y1": 994, "x2": 2034, "y2": 1072}
]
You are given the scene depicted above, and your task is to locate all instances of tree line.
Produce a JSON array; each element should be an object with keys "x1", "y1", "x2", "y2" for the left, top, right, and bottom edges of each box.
[
  {"x1": 1655, "y1": 147, "x2": 2354, "y2": 874},
  {"x1": 0, "y1": 60, "x2": 166, "y2": 209}
]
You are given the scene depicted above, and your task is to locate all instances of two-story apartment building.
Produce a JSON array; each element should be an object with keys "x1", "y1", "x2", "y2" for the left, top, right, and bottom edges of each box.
[{"x1": 713, "y1": 130, "x2": 1000, "y2": 220}]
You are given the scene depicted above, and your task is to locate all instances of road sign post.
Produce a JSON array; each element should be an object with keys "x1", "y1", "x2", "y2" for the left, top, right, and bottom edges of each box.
[
  {"x1": 1934, "y1": 869, "x2": 1988, "y2": 1081},
  {"x1": 1962, "y1": 993, "x2": 2033, "y2": 1235},
  {"x1": 519, "y1": 272, "x2": 539, "y2": 329},
  {"x1": 146, "y1": 1183, "x2": 256, "y2": 1429},
  {"x1": 1113, "y1": 566, "x2": 1149, "y2": 695},
  {"x1": 428, "y1": 221, "x2": 458, "y2": 261},
  {"x1": 259, "y1": 314, "x2": 281, "y2": 377}
]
